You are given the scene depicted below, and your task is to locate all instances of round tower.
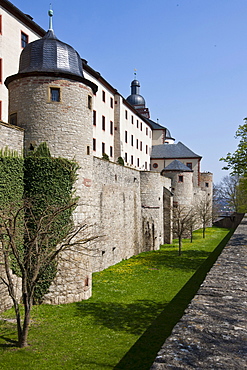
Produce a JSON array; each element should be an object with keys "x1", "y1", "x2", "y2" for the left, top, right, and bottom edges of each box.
[{"x1": 5, "y1": 11, "x2": 98, "y2": 303}]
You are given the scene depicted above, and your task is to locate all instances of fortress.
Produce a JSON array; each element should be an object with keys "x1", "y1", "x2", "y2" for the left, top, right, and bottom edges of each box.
[{"x1": 0, "y1": 1, "x2": 212, "y2": 310}]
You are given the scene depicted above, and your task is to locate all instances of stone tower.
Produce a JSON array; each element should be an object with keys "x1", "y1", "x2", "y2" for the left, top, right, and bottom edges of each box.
[{"x1": 5, "y1": 12, "x2": 98, "y2": 303}]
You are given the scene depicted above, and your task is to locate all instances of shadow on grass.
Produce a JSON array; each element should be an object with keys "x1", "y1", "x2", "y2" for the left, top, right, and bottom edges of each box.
[
  {"x1": 0, "y1": 335, "x2": 18, "y2": 348},
  {"x1": 76, "y1": 300, "x2": 167, "y2": 336},
  {"x1": 112, "y1": 229, "x2": 234, "y2": 369},
  {"x1": 136, "y1": 249, "x2": 212, "y2": 272}
]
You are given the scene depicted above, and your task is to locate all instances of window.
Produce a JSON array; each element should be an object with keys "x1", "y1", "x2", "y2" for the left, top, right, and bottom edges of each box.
[
  {"x1": 125, "y1": 152, "x2": 127, "y2": 162},
  {"x1": 140, "y1": 122, "x2": 142, "y2": 131},
  {"x1": 21, "y1": 31, "x2": 28, "y2": 48},
  {"x1": 102, "y1": 90, "x2": 105, "y2": 102},
  {"x1": 146, "y1": 127, "x2": 148, "y2": 136},
  {"x1": 186, "y1": 162, "x2": 192, "y2": 169},
  {"x1": 145, "y1": 162, "x2": 147, "y2": 170},
  {"x1": 50, "y1": 87, "x2": 60, "y2": 102},
  {"x1": 102, "y1": 142, "x2": 105, "y2": 155},
  {"x1": 0, "y1": 15, "x2": 2, "y2": 35},
  {"x1": 110, "y1": 146, "x2": 113, "y2": 157},
  {"x1": 88, "y1": 95, "x2": 92, "y2": 109},
  {"x1": 131, "y1": 155, "x2": 133, "y2": 165},
  {"x1": 0, "y1": 59, "x2": 2, "y2": 84},
  {"x1": 0, "y1": 101, "x2": 2, "y2": 120},
  {"x1": 178, "y1": 175, "x2": 183, "y2": 182},
  {"x1": 146, "y1": 145, "x2": 148, "y2": 154},
  {"x1": 205, "y1": 182, "x2": 209, "y2": 188},
  {"x1": 93, "y1": 138, "x2": 96, "y2": 151},
  {"x1": 136, "y1": 139, "x2": 138, "y2": 149},
  {"x1": 131, "y1": 115, "x2": 134, "y2": 124},
  {"x1": 137, "y1": 120, "x2": 139, "y2": 128},
  {"x1": 102, "y1": 115, "x2": 105, "y2": 131},
  {"x1": 153, "y1": 163, "x2": 158, "y2": 169},
  {"x1": 110, "y1": 97, "x2": 113, "y2": 108},
  {"x1": 125, "y1": 131, "x2": 128, "y2": 143},
  {"x1": 125, "y1": 110, "x2": 128, "y2": 119},
  {"x1": 140, "y1": 141, "x2": 142, "y2": 151},
  {"x1": 87, "y1": 146, "x2": 90, "y2": 155},
  {"x1": 137, "y1": 158, "x2": 140, "y2": 167},
  {"x1": 10, "y1": 113, "x2": 17, "y2": 126},
  {"x1": 131, "y1": 135, "x2": 133, "y2": 146},
  {"x1": 93, "y1": 110, "x2": 96, "y2": 126},
  {"x1": 110, "y1": 121, "x2": 113, "y2": 135}
]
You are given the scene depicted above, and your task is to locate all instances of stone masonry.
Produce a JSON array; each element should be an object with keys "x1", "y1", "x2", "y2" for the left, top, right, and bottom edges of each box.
[{"x1": 151, "y1": 217, "x2": 247, "y2": 369}]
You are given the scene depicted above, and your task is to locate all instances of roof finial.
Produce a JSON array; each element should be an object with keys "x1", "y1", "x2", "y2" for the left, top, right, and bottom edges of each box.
[
  {"x1": 48, "y1": 4, "x2": 54, "y2": 30},
  {"x1": 134, "y1": 68, "x2": 137, "y2": 79}
]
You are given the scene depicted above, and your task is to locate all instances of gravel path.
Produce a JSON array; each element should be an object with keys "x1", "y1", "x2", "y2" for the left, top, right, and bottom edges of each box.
[{"x1": 151, "y1": 218, "x2": 247, "y2": 369}]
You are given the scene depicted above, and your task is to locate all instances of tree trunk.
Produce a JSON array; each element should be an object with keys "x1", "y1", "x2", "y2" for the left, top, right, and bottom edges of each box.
[
  {"x1": 178, "y1": 236, "x2": 182, "y2": 256},
  {"x1": 18, "y1": 293, "x2": 31, "y2": 348}
]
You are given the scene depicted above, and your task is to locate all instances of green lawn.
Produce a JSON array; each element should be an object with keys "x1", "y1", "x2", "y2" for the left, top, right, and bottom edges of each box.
[{"x1": 0, "y1": 227, "x2": 231, "y2": 370}]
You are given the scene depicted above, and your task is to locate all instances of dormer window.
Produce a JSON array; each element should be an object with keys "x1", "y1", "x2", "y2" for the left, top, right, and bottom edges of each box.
[{"x1": 50, "y1": 87, "x2": 60, "y2": 102}]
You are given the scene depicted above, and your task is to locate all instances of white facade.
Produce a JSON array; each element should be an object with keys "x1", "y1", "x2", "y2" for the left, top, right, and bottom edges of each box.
[
  {"x1": 0, "y1": 1, "x2": 44, "y2": 122},
  {"x1": 84, "y1": 66, "x2": 152, "y2": 170}
]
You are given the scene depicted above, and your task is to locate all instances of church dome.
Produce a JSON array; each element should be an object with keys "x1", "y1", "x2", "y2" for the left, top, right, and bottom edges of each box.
[
  {"x1": 126, "y1": 79, "x2": 146, "y2": 107},
  {"x1": 18, "y1": 29, "x2": 84, "y2": 78},
  {"x1": 126, "y1": 93, "x2": 145, "y2": 106}
]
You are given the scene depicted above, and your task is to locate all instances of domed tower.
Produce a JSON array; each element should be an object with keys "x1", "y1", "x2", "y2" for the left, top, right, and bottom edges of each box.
[
  {"x1": 5, "y1": 10, "x2": 98, "y2": 303},
  {"x1": 126, "y1": 78, "x2": 150, "y2": 118},
  {"x1": 5, "y1": 10, "x2": 97, "y2": 163}
]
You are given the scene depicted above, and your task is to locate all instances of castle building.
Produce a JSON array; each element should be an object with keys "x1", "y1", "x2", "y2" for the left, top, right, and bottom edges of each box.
[{"x1": 0, "y1": 1, "x2": 212, "y2": 308}]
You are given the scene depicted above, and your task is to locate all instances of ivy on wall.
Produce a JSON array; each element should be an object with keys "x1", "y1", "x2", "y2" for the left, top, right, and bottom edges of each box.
[{"x1": 0, "y1": 143, "x2": 78, "y2": 304}]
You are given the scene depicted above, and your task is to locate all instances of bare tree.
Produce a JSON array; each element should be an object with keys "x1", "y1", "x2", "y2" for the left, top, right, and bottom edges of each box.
[
  {"x1": 214, "y1": 175, "x2": 240, "y2": 213},
  {"x1": 173, "y1": 204, "x2": 194, "y2": 256},
  {"x1": 196, "y1": 193, "x2": 212, "y2": 238},
  {"x1": 0, "y1": 200, "x2": 97, "y2": 348}
]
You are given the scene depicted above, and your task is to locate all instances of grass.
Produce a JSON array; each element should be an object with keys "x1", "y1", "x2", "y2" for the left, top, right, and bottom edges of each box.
[{"x1": 0, "y1": 227, "x2": 232, "y2": 370}]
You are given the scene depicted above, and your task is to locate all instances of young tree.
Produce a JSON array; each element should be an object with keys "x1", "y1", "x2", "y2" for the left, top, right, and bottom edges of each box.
[
  {"x1": 0, "y1": 200, "x2": 97, "y2": 348},
  {"x1": 196, "y1": 194, "x2": 212, "y2": 238},
  {"x1": 173, "y1": 204, "x2": 194, "y2": 256}
]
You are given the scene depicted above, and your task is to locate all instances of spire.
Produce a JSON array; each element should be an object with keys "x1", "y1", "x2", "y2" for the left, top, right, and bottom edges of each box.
[{"x1": 48, "y1": 4, "x2": 54, "y2": 30}]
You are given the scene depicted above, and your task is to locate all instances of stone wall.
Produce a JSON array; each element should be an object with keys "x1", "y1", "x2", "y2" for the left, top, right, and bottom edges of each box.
[
  {"x1": 0, "y1": 121, "x2": 23, "y2": 154},
  {"x1": 140, "y1": 171, "x2": 172, "y2": 249},
  {"x1": 0, "y1": 252, "x2": 22, "y2": 313},
  {"x1": 91, "y1": 157, "x2": 143, "y2": 272}
]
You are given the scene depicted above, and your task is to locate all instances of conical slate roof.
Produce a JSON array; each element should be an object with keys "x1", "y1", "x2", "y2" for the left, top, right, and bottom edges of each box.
[
  {"x1": 162, "y1": 159, "x2": 193, "y2": 172},
  {"x1": 19, "y1": 29, "x2": 84, "y2": 78}
]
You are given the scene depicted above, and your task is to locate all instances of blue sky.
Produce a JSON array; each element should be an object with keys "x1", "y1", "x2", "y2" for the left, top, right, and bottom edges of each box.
[{"x1": 12, "y1": 0, "x2": 247, "y2": 183}]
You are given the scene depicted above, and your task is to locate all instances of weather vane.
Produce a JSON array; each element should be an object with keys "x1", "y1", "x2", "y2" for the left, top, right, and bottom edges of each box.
[{"x1": 48, "y1": 4, "x2": 53, "y2": 30}]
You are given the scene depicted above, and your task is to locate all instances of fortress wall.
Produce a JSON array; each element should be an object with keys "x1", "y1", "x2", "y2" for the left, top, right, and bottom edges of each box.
[
  {"x1": 140, "y1": 171, "x2": 172, "y2": 249},
  {"x1": 91, "y1": 157, "x2": 143, "y2": 272},
  {"x1": 0, "y1": 122, "x2": 23, "y2": 154}
]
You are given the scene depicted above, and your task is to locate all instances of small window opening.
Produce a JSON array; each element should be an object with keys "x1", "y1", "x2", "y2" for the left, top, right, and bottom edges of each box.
[
  {"x1": 87, "y1": 146, "x2": 90, "y2": 155},
  {"x1": 178, "y1": 175, "x2": 183, "y2": 182},
  {"x1": 50, "y1": 87, "x2": 60, "y2": 102},
  {"x1": 9, "y1": 113, "x2": 17, "y2": 126},
  {"x1": 88, "y1": 95, "x2": 92, "y2": 109},
  {"x1": 21, "y1": 31, "x2": 28, "y2": 48}
]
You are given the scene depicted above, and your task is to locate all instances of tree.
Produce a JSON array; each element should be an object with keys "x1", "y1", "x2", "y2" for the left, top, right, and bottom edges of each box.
[
  {"x1": 0, "y1": 199, "x2": 97, "y2": 348},
  {"x1": 173, "y1": 204, "x2": 194, "y2": 255},
  {"x1": 196, "y1": 194, "x2": 212, "y2": 238},
  {"x1": 220, "y1": 119, "x2": 247, "y2": 176},
  {"x1": 214, "y1": 175, "x2": 240, "y2": 213}
]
